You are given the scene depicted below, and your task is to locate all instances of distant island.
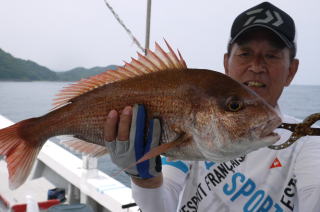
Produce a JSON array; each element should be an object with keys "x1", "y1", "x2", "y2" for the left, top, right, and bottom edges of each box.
[{"x1": 0, "y1": 48, "x2": 117, "y2": 81}]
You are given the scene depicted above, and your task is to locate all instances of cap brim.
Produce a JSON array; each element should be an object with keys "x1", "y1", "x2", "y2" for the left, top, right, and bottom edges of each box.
[{"x1": 229, "y1": 24, "x2": 294, "y2": 49}]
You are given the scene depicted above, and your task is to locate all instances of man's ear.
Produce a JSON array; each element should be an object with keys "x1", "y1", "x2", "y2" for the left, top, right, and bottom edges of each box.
[
  {"x1": 224, "y1": 53, "x2": 229, "y2": 75},
  {"x1": 285, "y1": 58, "x2": 299, "y2": 86}
]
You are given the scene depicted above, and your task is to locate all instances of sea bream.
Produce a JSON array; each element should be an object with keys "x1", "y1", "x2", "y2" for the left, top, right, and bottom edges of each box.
[{"x1": 0, "y1": 41, "x2": 281, "y2": 189}]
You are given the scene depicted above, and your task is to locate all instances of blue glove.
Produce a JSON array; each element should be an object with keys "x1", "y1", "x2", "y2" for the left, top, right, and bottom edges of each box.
[{"x1": 106, "y1": 104, "x2": 162, "y2": 179}]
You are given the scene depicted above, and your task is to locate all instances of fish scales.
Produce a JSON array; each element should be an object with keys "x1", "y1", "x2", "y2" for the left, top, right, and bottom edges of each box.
[{"x1": 39, "y1": 70, "x2": 202, "y2": 146}]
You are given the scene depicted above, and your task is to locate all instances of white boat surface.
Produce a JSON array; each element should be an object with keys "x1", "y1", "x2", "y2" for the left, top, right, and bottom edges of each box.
[{"x1": 0, "y1": 114, "x2": 139, "y2": 212}]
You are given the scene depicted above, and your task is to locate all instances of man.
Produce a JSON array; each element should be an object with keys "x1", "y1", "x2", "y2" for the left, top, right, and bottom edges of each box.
[{"x1": 105, "y1": 2, "x2": 320, "y2": 211}]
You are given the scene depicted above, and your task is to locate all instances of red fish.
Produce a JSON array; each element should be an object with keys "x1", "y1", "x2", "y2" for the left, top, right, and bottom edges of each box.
[{"x1": 0, "y1": 41, "x2": 281, "y2": 189}]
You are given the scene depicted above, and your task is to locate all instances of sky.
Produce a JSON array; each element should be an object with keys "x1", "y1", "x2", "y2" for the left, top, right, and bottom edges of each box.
[{"x1": 0, "y1": 0, "x2": 319, "y2": 85}]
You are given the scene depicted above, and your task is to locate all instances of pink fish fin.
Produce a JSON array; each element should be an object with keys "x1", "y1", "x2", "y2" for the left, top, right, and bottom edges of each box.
[
  {"x1": 52, "y1": 40, "x2": 187, "y2": 110},
  {"x1": 117, "y1": 133, "x2": 191, "y2": 175},
  {"x1": 154, "y1": 42, "x2": 175, "y2": 69},
  {"x1": 128, "y1": 57, "x2": 153, "y2": 74},
  {"x1": 137, "y1": 52, "x2": 161, "y2": 71},
  {"x1": 164, "y1": 39, "x2": 187, "y2": 69},
  {"x1": 146, "y1": 49, "x2": 168, "y2": 70},
  {"x1": 0, "y1": 118, "x2": 43, "y2": 190},
  {"x1": 137, "y1": 133, "x2": 191, "y2": 164},
  {"x1": 61, "y1": 138, "x2": 108, "y2": 157}
]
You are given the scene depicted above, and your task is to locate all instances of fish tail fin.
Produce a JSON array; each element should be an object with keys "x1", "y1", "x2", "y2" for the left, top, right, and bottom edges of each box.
[{"x1": 0, "y1": 118, "x2": 44, "y2": 189}]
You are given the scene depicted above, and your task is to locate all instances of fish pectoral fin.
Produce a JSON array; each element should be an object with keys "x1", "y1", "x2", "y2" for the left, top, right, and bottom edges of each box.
[
  {"x1": 114, "y1": 133, "x2": 191, "y2": 176},
  {"x1": 135, "y1": 133, "x2": 191, "y2": 166},
  {"x1": 61, "y1": 137, "x2": 108, "y2": 157}
]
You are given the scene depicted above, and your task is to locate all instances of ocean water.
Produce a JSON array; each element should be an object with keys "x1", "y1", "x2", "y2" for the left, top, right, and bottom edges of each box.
[{"x1": 0, "y1": 81, "x2": 320, "y2": 187}]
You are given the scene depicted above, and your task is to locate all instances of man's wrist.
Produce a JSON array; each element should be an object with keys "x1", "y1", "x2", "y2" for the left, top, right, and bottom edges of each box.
[{"x1": 131, "y1": 174, "x2": 163, "y2": 188}]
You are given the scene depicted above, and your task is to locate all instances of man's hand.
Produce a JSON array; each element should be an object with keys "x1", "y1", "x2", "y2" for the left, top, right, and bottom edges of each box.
[{"x1": 104, "y1": 104, "x2": 163, "y2": 188}]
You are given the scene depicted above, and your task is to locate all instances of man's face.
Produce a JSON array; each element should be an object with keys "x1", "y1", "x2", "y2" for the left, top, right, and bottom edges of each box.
[{"x1": 224, "y1": 31, "x2": 299, "y2": 107}]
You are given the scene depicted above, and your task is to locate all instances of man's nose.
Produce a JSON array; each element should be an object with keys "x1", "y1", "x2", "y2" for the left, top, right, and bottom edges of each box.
[{"x1": 249, "y1": 55, "x2": 266, "y2": 73}]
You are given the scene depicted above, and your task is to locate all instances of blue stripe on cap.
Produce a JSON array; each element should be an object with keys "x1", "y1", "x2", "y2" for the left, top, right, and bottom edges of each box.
[{"x1": 161, "y1": 157, "x2": 189, "y2": 174}]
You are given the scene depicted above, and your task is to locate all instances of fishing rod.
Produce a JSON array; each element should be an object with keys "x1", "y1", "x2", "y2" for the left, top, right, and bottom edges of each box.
[
  {"x1": 103, "y1": 0, "x2": 152, "y2": 55},
  {"x1": 145, "y1": 0, "x2": 152, "y2": 55}
]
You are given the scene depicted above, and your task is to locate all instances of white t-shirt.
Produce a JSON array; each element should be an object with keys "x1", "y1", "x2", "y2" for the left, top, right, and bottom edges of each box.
[{"x1": 132, "y1": 115, "x2": 320, "y2": 212}]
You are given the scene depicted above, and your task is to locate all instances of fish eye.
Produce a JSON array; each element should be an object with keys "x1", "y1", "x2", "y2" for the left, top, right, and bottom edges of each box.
[{"x1": 226, "y1": 97, "x2": 243, "y2": 112}]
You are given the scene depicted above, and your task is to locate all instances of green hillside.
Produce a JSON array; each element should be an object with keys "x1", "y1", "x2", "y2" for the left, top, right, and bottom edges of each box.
[
  {"x1": 0, "y1": 48, "x2": 117, "y2": 81},
  {"x1": 0, "y1": 49, "x2": 58, "y2": 81},
  {"x1": 57, "y1": 66, "x2": 117, "y2": 81}
]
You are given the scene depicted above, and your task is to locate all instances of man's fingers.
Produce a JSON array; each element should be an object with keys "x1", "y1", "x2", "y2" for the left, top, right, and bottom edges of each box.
[
  {"x1": 104, "y1": 106, "x2": 133, "y2": 142},
  {"x1": 117, "y1": 106, "x2": 133, "y2": 141},
  {"x1": 104, "y1": 109, "x2": 119, "y2": 142}
]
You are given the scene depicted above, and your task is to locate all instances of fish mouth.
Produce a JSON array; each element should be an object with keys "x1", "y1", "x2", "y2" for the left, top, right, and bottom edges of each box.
[
  {"x1": 262, "y1": 131, "x2": 278, "y2": 137},
  {"x1": 250, "y1": 125, "x2": 279, "y2": 140},
  {"x1": 244, "y1": 81, "x2": 266, "y2": 88},
  {"x1": 260, "y1": 131, "x2": 280, "y2": 144},
  {"x1": 256, "y1": 116, "x2": 282, "y2": 144}
]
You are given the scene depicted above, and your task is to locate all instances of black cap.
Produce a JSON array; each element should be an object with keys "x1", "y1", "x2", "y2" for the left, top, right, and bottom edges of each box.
[{"x1": 229, "y1": 2, "x2": 296, "y2": 56}]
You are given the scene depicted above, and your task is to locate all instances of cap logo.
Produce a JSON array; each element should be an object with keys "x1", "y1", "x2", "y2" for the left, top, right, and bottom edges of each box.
[{"x1": 244, "y1": 8, "x2": 284, "y2": 27}]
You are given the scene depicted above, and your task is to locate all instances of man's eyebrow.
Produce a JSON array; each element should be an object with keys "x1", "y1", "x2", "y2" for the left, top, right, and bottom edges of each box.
[
  {"x1": 237, "y1": 45, "x2": 251, "y2": 51},
  {"x1": 265, "y1": 48, "x2": 283, "y2": 54}
]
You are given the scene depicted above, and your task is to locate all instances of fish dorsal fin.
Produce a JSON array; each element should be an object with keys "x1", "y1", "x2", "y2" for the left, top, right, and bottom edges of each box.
[{"x1": 52, "y1": 40, "x2": 187, "y2": 110}]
